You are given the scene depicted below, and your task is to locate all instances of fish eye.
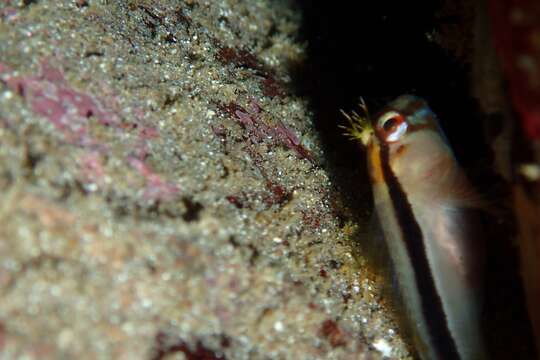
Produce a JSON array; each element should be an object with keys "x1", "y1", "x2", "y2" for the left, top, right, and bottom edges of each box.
[
  {"x1": 382, "y1": 117, "x2": 398, "y2": 131},
  {"x1": 377, "y1": 111, "x2": 407, "y2": 142}
]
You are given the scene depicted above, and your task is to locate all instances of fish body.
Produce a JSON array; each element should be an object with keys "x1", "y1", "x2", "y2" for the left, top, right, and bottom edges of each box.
[{"x1": 346, "y1": 95, "x2": 486, "y2": 359}]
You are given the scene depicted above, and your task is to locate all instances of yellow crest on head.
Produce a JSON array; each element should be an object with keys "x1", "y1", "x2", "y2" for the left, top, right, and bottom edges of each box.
[{"x1": 340, "y1": 98, "x2": 373, "y2": 146}]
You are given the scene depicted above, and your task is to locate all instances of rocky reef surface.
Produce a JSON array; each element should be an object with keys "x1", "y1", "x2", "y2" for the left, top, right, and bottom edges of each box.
[{"x1": 0, "y1": 1, "x2": 404, "y2": 359}]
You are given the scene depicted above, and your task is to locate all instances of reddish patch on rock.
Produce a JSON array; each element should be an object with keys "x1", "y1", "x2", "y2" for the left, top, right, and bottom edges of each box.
[
  {"x1": 0, "y1": 61, "x2": 180, "y2": 203},
  {"x1": 1, "y1": 61, "x2": 118, "y2": 144},
  {"x1": 226, "y1": 195, "x2": 244, "y2": 209},
  {"x1": 216, "y1": 47, "x2": 261, "y2": 72},
  {"x1": 217, "y1": 101, "x2": 313, "y2": 161},
  {"x1": 490, "y1": 1, "x2": 540, "y2": 139},
  {"x1": 301, "y1": 210, "x2": 321, "y2": 230},
  {"x1": 80, "y1": 151, "x2": 106, "y2": 184},
  {"x1": 211, "y1": 124, "x2": 227, "y2": 139},
  {"x1": 139, "y1": 126, "x2": 160, "y2": 140},
  {"x1": 217, "y1": 101, "x2": 247, "y2": 119},
  {"x1": 75, "y1": 0, "x2": 89, "y2": 7},
  {"x1": 127, "y1": 157, "x2": 179, "y2": 202},
  {"x1": 320, "y1": 319, "x2": 348, "y2": 347},
  {"x1": 263, "y1": 181, "x2": 291, "y2": 207},
  {"x1": 261, "y1": 76, "x2": 285, "y2": 98},
  {"x1": 215, "y1": 47, "x2": 286, "y2": 99},
  {"x1": 274, "y1": 120, "x2": 312, "y2": 159}
]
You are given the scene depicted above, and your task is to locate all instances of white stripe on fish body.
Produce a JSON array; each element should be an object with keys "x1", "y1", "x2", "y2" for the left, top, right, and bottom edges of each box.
[
  {"x1": 409, "y1": 196, "x2": 485, "y2": 360},
  {"x1": 360, "y1": 95, "x2": 486, "y2": 360}
]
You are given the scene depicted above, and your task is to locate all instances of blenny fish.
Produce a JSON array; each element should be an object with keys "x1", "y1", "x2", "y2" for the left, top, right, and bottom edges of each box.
[{"x1": 343, "y1": 95, "x2": 486, "y2": 360}]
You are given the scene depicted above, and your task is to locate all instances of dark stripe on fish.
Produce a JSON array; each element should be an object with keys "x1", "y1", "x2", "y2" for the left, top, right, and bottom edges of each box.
[{"x1": 379, "y1": 143, "x2": 460, "y2": 360}]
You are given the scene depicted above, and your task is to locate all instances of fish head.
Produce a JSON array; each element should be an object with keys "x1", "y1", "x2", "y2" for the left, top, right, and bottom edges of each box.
[{"x1": 370, "y1": 95, "x2": 455, "y2": 187}]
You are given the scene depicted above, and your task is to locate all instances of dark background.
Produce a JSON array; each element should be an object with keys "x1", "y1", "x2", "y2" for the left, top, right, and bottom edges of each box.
[{"x1": 295, "y1": 1, "x2": 486, "y2": 171}]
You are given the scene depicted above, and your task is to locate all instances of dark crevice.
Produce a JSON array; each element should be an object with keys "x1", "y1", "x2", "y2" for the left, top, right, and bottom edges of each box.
[
  {"x1": 151, "y1": 332, "x2": 226, "y2": 360},
  {"x1": 181, "y1": 196, "x2": 204, "y2": 222}
]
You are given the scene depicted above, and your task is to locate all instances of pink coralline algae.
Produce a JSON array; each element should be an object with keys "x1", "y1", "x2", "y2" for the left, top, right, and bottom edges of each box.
[
  {"x1": 127, "y1": 157, "x2": 179, "y2": 202},
  {"x1": 215, "y1": 46, "x2": 286, "y2": 99},
  {"x1": 218, "y1": 99, "x2": 312, "y2": 161},
  {"x1": 80, "y1": 151, "x2": 106, "y2": 184},
  {"x1": 0, "y1": 62, "x2": 179, "y2": 203},
  {"x1": 1, "y1": 61, "x2": 119, "y2": 144},
  {"x1": 489, "y1": 1, "x2": 540, "y2": 139}
]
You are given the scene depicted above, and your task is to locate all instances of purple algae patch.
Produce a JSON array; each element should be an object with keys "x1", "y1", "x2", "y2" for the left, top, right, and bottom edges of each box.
[{"x1": 0, "y1": 61, "x2": 180, "y2": 203}]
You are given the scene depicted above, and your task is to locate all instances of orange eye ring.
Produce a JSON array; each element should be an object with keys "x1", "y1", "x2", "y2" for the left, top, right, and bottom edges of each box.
[{"x1": 376, "y1": 111, "x2": 407, "y2": 143}]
